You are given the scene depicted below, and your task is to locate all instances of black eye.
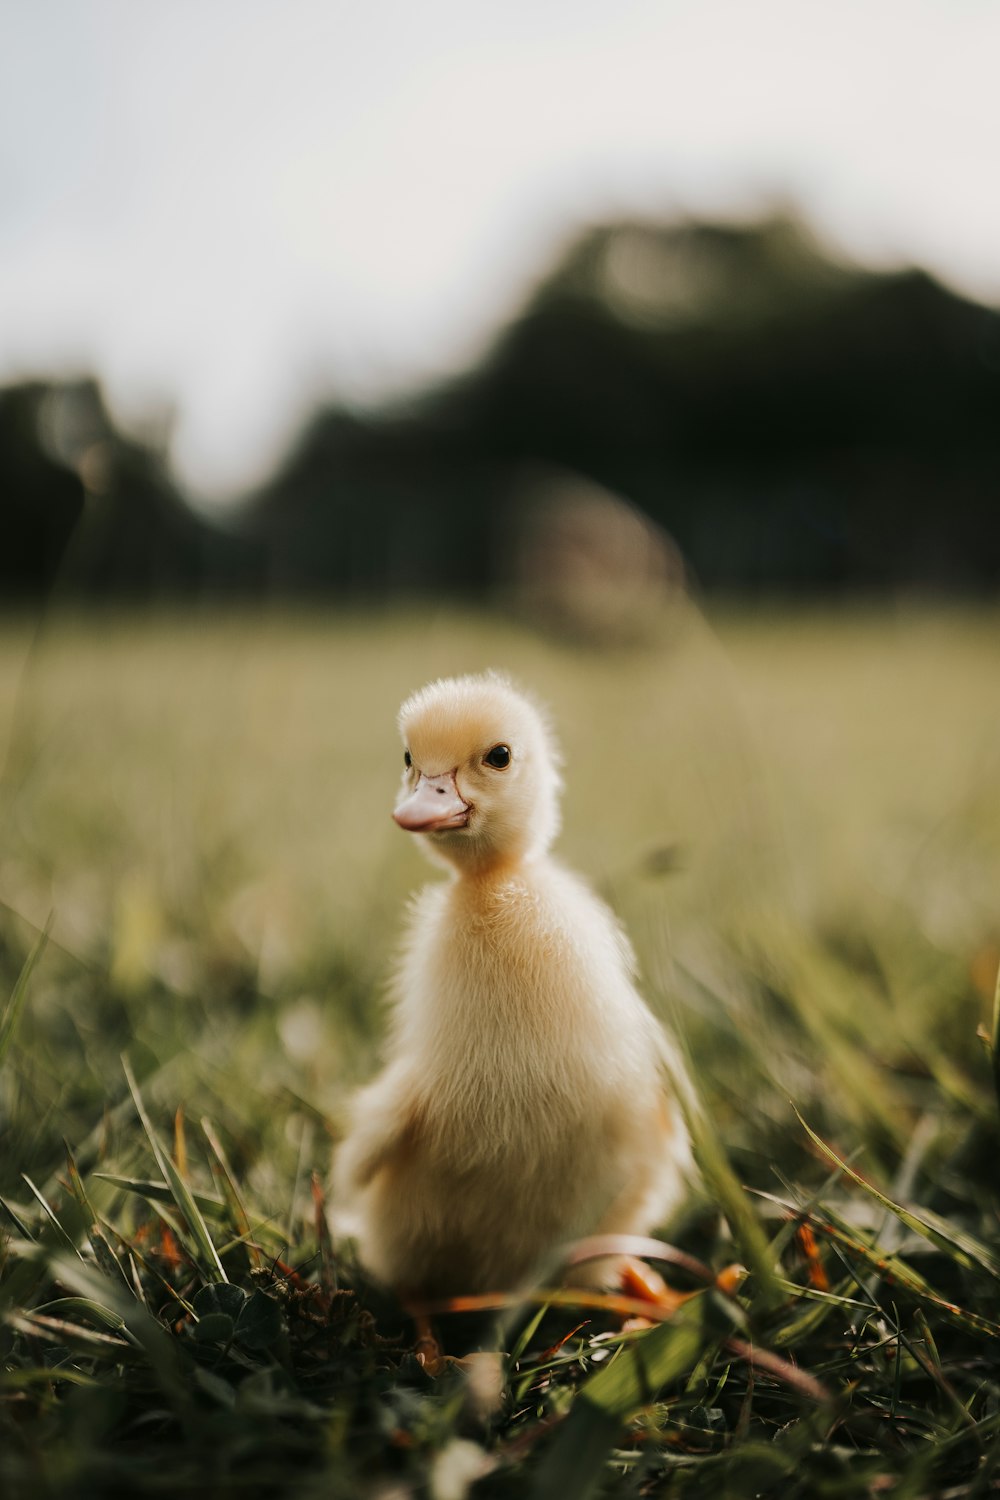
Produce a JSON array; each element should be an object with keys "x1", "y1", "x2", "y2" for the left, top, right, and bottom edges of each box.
[
  {"x1": 404, "y1": 750, "x2": 412, "y2": 768},
  {"x1": 483, "y1": 744, "x2": 511, "y2": 769}
]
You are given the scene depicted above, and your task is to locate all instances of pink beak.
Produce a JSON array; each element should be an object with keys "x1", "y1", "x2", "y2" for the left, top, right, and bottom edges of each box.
[{"x1": 393, "y1": 771, "x2": 470, "y2": 832}]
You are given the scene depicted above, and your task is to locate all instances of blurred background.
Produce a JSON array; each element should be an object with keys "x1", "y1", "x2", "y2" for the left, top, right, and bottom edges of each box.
[
  {"x1": 4, "y1": 0, "x2": 1000, "y2": 608},
  {"x1": 1, "y1": 1, "x2": 999, "y2": 1191}
]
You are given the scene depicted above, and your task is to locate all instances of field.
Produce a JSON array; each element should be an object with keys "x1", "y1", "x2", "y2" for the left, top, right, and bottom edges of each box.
[{"x1": 2, "y1": 602, "x2": 999, "y2": 1498}]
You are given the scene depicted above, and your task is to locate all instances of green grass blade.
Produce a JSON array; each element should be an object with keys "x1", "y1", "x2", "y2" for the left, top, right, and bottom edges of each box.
[
  {"x1": 96, "y1": 1214, "x2": 197, "y2": 1317},
  {"x1": 39, "y1": 1054, "x2": 187, "y2": 1200},
  {"x1": 796, "y1": 1110, "x2": 1000, "y2": 1281},
  {"x1": 201, "y1": 1118, "x2": 261, "y2": 1270},
  {"x1": 0, "y1": 1194, "x2": 35, "y2": 1240},
  {"x1": 530, "y1": 1405, "x2": 620, "y2": 1500},
  {"x1": 0, "y1": 1235, "x2": 49, "y2": 1313},
  {"x1": 531, "y1": 1297, "x2": 711, "y2": 1500},
  {"x1": 581, "y1": 1294, "x2": 711, "y2": 1417},
  {"x1": 764, "y1": 1158, "x2": 858, "y2": 1263},
  {"x1": 673, "y1": 1065, "x2": 781, "y2": 1310},
  {"x1": 505, "y1": 1301, "x2": 550, "y2": 1373},
  {"x1": 33, "y1": 1295, "x2": 143, "y2": 1349},
  {"x1": 0, "y1": 1366, "x2": 102, "y2": 1392},
  {"x1": 45, "y1": 1251, "x2": 192, "y2": 1414},
  {"x1": 64, "y1": 1146, "x2": 132, "y2": 1290},
  {"x1": 992, "y1": 955, "x2": 1000, "y2": 1121},
  {"x1": 20, "y1": 1174, "x2": 84, "y2": 1261},
  {"x1": 0, "y1": 915, "x2": 52, "y2": 1067},
  {"x1": 284, "y1": 1113, "x2": 314, "y2": 1250},
  {"x1": 93, "y1": 1173, "x2": 227, "y2": 1219},
  {"x1": 122, "y1": 1057, "x2": 227, "y2": 1282},
  {"x1": 6, "y1": 1309, "x2": 134, "y2": 1355},
  {"x1": 805, "y1": 1202, "x2": 1000, "y2": 1340}
]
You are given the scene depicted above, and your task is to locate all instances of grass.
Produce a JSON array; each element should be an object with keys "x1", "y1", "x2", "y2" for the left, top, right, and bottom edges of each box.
[{"x1": 1, "y1": 601, "x2": 999, "y2": 1498}]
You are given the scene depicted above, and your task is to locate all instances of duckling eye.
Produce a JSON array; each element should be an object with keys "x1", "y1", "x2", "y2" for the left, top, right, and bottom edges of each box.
[
  {"x1": 404, "y1": 750, "x2": 412, "y2": 769},
  {"x1": 483, "y1": 744, "x2": 511, "y2": 769}
]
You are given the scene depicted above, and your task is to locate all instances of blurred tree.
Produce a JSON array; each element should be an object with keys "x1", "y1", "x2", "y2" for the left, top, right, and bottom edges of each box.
[
  {"x1": 252, "y1": 215, "x2": 1000, "y2": 597},
  {"x1": 1, "y1": 380, "x2": 264, "y2": 603},
  {"x1": 0, "y1": 383, "x2": 84, "y2": 604},
  {"x1": 4, "y1": 215, "x2": 999, "y2": 604}
]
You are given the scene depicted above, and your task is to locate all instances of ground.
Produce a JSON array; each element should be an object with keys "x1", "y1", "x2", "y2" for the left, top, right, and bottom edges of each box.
[{"x1": 1, "y1": 602, "x2": 999, "y2": 1498}]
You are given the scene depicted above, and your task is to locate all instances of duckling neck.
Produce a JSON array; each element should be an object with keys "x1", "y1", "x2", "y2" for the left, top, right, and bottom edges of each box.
[{"x1": 450, "y1": 846, "x2": 540, "y2": 886}]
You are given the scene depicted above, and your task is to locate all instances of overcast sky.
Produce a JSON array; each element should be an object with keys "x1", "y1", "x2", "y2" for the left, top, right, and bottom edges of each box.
[{"x1": 2, "y1": 1, "x2": 998, "y2": 500}]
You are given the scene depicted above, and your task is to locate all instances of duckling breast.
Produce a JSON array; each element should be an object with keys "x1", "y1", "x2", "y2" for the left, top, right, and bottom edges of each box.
[{"x1": 388, "y1": 863, "x2": 665, "y2": 1164}]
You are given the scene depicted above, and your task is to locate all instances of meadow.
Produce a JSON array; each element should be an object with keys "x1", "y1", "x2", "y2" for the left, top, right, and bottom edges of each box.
[{"x1": 1, "y1": 602, "x2": 999, "y2": 1499}]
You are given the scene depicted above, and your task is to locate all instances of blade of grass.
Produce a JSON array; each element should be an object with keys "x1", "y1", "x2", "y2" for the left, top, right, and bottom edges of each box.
[
  {"x1": 93, "y1": 1172, "x2": 227, "y2": 1218},
  {"x1": 140, "y1": 1197, "x2": 206, "y2": 1272},
  {"x1": 33, "y1": 1295, "x2": 143, "y2": 1348},
  {"x1": 757, "y1": 1184, "x2": 1000, "y2": 1339},
  {"x1": 5, "y1": 1309, "x2": 133, "y2": 1354},
  {"x1": 0, "y1": 1217, "x2": 57, "y2": 1313},
  {"x1": 96, "y1": 1214, "x2": 197, "y2": 1317},
  {"x1": 126, "y1": 1250, "x2": 148, "y2": 1309},
  {"x1": 505, "y1": 1301, "x2": 550, "y2": 1370},
  {"x1": 310, "y1": 1170, "x2": 335, "y2": 1289},
  {"x1": 765, "y1": 1156, "x2": 861, "y2": 1265},
  {"x1": 40, "y1": 1053, "x2": 187, "y2": 1200},
  {"x1": 796, "y1": 1110, "x2": 1000, "y2": 1281},
  {"x1": 992, "y1": 956, "x2": 1000, "y2": 1122},
  {"x1": 45, "y1": 1250, "x2": 192, "y2": 1414},
  {"x1": 806, "y1": 1203, "x2": 1000, "y2": 1340},
  {"x1": 201, "y1": 1119, "x2": 262, "y2": 1271},
  {"x1": 0, "y1": 1366, "x2": 102, "y2": 1392},
  {"x1": 174, "y1": 1106, "x2": 188, "y2": 1178},
  {"x1": 20, "y1": 1174, "x2": 84, "y2": 1261},
  {"x1": 746, "y1": 920, "x2": 908, "y2": 1146},
  {"x1": 0, "y1": 915, "x2": 52, "y2": 1067},
  {"x1": 64, "y1": 1146, "x2": 131, "y2": 1290},
  {"x1": 284, "y1": 1114, "x2": 314, "y2": 1251},
  {"x1": 672, "y1": 1061, "x2": 781, "y2": 1310},
  {"x1": 530, "y1": 1296, "x2": 712, "y2": 1500},
  {"x1": 0, "y1": 1193, "x2": 35, "y2": 1240},
  {"x1": 123, "y1": 1056, "x2": 227, "y2": 1282},
  {"x1": 584, "y1": 1295, "x2": 716, "y2": 1414}
]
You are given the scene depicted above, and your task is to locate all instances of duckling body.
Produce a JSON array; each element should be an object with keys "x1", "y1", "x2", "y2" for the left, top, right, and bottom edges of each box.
[{"x1": 334, "y1": 674, "x2": 691, "y2": 1300}]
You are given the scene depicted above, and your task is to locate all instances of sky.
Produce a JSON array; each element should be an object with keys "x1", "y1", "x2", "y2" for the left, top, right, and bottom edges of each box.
[{"x1": 1, "y1": 0, "x2": 998, "y2": 501}]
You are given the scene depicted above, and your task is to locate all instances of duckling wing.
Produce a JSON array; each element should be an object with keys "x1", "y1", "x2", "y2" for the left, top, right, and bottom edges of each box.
[{"x1": 333, "y1": 1061, "x2": 421, "y2": 1195}]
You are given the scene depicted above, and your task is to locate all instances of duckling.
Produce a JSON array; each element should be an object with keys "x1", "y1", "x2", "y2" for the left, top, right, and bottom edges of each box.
[{"x1": 333, "y1": 672, "x2": 692, "y2": 1305}]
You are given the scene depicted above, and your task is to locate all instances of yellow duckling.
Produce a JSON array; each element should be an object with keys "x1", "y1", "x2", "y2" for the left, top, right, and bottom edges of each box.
[{"x1": 333, "y1": 672, "x2": 692, "y2": 1303}]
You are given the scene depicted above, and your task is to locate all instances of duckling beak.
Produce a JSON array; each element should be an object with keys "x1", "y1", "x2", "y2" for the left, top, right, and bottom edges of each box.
[{"x1": 393, "y1": 772, "x2": 470, "y2": 833}]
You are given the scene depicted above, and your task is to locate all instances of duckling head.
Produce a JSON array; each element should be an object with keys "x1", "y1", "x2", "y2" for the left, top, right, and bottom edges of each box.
[{"x1": 393, "y1": 672, "x2": 562, "y2": 871}]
